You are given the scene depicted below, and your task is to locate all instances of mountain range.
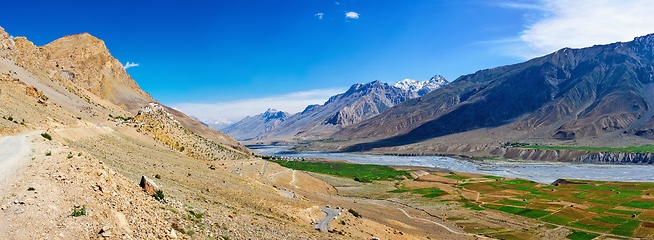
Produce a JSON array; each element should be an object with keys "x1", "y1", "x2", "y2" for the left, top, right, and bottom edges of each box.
[
  {"x1": 223, "y1": 76, "x2": 448, "y2": 141},
  {"x1": 330, "y1": 33, "x2": 654, "y2": 155}
]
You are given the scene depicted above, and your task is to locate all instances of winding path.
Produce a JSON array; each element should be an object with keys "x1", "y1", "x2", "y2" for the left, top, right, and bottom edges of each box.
[
  {"x1": 315, "y1": 207, "x2": 341, "y2": 232},
  {"x1": 397, "y1": 208, "x2": 476, "y2": 237}
]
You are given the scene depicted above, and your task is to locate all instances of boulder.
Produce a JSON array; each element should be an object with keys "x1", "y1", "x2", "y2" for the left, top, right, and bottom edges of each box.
[{"x1": 139, "y1": 175, "x2": 160, "y2": 195}]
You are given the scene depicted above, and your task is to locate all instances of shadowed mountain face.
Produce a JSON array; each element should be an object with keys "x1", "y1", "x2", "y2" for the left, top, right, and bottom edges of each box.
[
  {"x1": 230, "y1": 77, "x2": 448, "y2": 141},
  {"x1": 335, "y1": 34, "x2": 654, "y2": 151}
]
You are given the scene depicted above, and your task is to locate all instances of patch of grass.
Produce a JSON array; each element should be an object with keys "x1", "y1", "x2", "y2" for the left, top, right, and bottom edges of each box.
[
  {"x1": 388, "y1": 189, "x2": 410, "y2": 193},
  {"x1": 412, "y1": 187, "x2": 447, "y2": 198},
  {"x1": 568, "y1": 222, "x2": 609, "y2": 233},
  {"x1": 444, "y1": 174, "x2": 469, "y2": 180},
  {"x1": 620, "y1": 200, "x2": 654, "y2": 209},
  {"x1": 498, "y1": 198, "x2": 529, "y2": 206},
  {"x1": 593, "y1": 216, "x2": 628, "y2": 224},
  {"x1": 501, "y1": 179, "x2": 533, "y2": 185},
  {"x1": 71, "y1": 205, "x2": 86, "y2": 217},
  {"x1": 348, "y1": 208, "x2": 361, "y2": 218},
  {"x1": 610, "y1": 220, "x2": 640, "y2": 236},
  {"x1": 516, "y1": 209, "x2": 550, "y2": 218},
  {"x1": 575, "y1": 184, "x2": 614, "y2": 191},
  {"x1": 463, "y1": 203, "x2": 484, "y2": 211},
  {"x1": 482, "y1": 175, "x2": 503, "y2": 180},
  {"x1": 541, "y1": 215, "x2": 573, "y2": 225},
  {"x1": 607, "y1": 209, "x2": 641, "y2": 215},
  {"x1": 153, "y1": 190, "x2": 165, "y2": 202},
  {"x1": 566, "y1": 231, "x2": 599, "y2": 240},
  {"x1": 498, "y1": 206, "x2": 525, "y2": 214},
  {"x1": 40, "y1": 132, "x2": 52, "y2": 140},
  {"x1": 188, "y1": 210, "x2": 203, "y2": 219},
  {"x1": 271, "y1": 160, "x2": 411, "y2": 182}
]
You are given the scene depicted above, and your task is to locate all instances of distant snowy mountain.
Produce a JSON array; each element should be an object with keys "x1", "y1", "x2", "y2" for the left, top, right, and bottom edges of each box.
[
  {"x1": 204, "y1": 117, "x2": 233, "y2": 130},
  {"x1": 225, "y1": 75, "x2": 449, "y2": 141},
  {"x1": 222, "y1": 108, "x2": 291, "y2": 141},
  {"x1": 393, "y1": 75, "x2": 449, "y2": 98}
]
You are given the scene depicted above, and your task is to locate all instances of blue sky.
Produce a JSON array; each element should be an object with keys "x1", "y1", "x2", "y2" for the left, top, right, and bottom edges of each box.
[{"x1": 3, "y1": 0, "x2": 654, "y2": 123}]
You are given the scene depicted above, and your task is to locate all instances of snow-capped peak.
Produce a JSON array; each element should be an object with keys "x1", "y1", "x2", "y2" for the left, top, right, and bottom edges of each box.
[{"x1": 393, "y1": 75, "x2": 449, "y2": 97}]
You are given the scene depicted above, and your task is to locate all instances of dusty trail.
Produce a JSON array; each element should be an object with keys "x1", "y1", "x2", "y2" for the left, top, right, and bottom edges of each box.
[
  {"x1": 0, "y1": 131, "x2": 39, "y2": 184},
  {"x1": 397, "y1": 208, "x2": 478, "y2": 237}
]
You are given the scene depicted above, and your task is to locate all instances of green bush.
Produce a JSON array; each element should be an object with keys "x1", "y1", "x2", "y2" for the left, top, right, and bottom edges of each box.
[
  {"x1": 153, "y1": 190, "x2": 165, "y2": 201},
  {"x1": 41, "y1": 132, "x2": 52, "y2": 140},
  {"x1": 71, "y1": 205, "x2": 86, "y2": 217},
  {"x1": 348, "y1": 208, "x2": 361, "y2": 218},
  {"x1": 27, "y1": 187, "x2": 35, "y2": 191},
  {"x1": 45, "y1": 151, "x2": 51, "y2": 156}
]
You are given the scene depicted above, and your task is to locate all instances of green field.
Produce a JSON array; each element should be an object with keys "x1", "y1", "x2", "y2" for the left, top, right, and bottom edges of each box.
[
  {"x1": 271, "y1": 158, "x2": 654, "y2": 238},
  {"x1": 462, "y1": 177, "x2": 654, "y2": 238},
  {"x1": 270, "y1": 159, "x2": 411, "y2": 182}
]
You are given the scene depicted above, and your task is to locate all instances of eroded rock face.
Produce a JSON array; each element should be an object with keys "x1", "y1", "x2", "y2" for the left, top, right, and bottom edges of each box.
[
  {"x1": 2, "y1": 30, "x2": 152, "y2": 113},
  {"x1": 0, "y1": 27, "x2": 16, "y2": 53}
]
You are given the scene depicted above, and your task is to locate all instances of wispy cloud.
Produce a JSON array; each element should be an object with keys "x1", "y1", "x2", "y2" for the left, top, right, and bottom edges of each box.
[
  {"x1": 497, "y1": 0, "x2": 654, "y2": 59},
  {"x1": 335, "y1": 2, "x2": 340, "y2": 5},
  {"x1": 171, "y1": 88, "x2": 346, "y2": 123},
  {"x1": 123, "y1": 62, "x2": 139, "y2": 69},
  {"x1": 315, "y1": 12, "x2": 324, "y2": 20},
  {"x1": 9, "y1": 35, "x2": 14, "y2": 39},
  {"x1": 496, "y1": 1, "x2": 546, "y2": 11},
  {"x1": 345, "y1": 11, "x2": 359, "y2": 19}
]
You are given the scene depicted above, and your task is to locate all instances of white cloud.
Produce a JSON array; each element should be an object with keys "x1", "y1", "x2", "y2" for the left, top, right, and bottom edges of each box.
[
  {"x1": 345, "y1": 11, "x2": 359, "y2": 19},
  {"x1": 9, "y1": 35, "x2": 14, "y2": 39},
  {"x1": 335, "y1": 2, "x2": 340, "y2": 5},
  {"x1": 500, "y1": 0, "x2": 654, "y2": 59},
  {"x1": 315, "y1": 12, "x2": 324, "y2": 20},
  {"x1": 123, "y1": 62, "x2": 139, "y2": 69},
  {"x1": 170, "y1": 88, "x2": 345, "y2": 123}
]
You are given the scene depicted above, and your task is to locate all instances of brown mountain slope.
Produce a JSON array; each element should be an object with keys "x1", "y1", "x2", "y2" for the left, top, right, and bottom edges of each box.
[{"x1": 334, "y1": 34, "x2": 654, "y2": 153}]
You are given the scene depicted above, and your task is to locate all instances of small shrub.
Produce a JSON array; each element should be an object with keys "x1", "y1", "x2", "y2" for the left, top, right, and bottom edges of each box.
[
  {"x1": 340, "y1": 220, "x2": 346, "y2": 225},
  {"x1": 153, "y1": 190, "x2": 165, "y2": 201},
  {"x1": 348, "y1": 209, "x2": 361, "y2": 218},
  {"x1": 41, "y1": 132, "x2": 52, "y2": 140},
  {"x1": 77, "y1": 152, "x2": 82, "y2": 157},
  {"x1": 71, "y1": 205, "x2": 86, "y2": 217},
  {"x1": 116, "y1": 185, "x2": 122, "y2": 191},
  {"x1": 179, "y1": 146, "x2": 185, "y2": 152},
  {"x1": 27, "y1": 187, "x2": 35, "y2": 191},
  {"x1": 188, "y1": 210, "x2": 204, "y2": 219},
  {"x1": 67, "y1": 154, "x2": 73, "y2": 159},
  {"x1": 155, "y1": 174, "x2": 161, "y2": 179},
  {"x1": 7, "y1": 116, "x2": 13, "y2": 121},
  {"x1": 45, "y1": 151, "x2": 51, "y2": 156}
]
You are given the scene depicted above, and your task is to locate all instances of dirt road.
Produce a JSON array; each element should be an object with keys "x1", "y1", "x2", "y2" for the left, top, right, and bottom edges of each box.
[
  {"x1": 0, "y1": 131, "x2": 38, "y2": 183},
  {"x1": 315, "y1": 207, "x2": 341, "y2": 232}
]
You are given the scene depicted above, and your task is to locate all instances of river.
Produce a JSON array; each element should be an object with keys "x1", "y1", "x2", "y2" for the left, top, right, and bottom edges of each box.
[{"x1": 250, "y1": 145, "x2": 654, "y2": 184}]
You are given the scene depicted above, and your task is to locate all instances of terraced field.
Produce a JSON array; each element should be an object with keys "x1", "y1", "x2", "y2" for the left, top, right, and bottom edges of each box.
[{"x1": 454, "y1": 176, "x2": 654, "y2": 239}]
